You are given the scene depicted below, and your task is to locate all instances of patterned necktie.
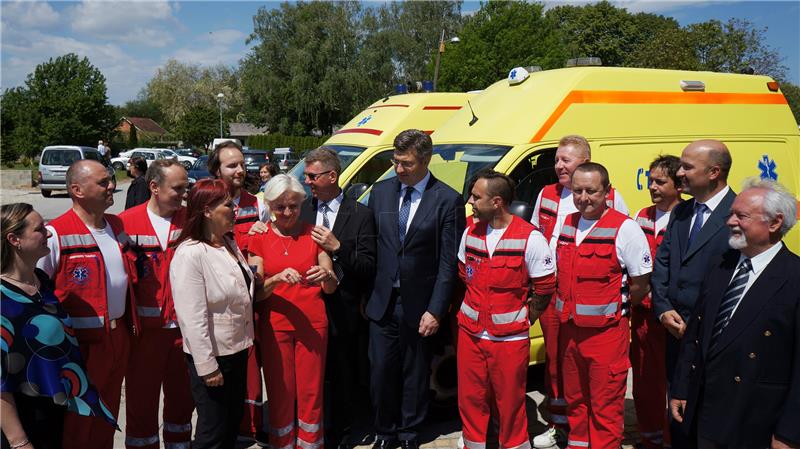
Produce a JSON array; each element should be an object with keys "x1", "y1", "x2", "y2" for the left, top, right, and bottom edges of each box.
[
  {"x1": 687, "y1": 203, "x2": 708, "y2": 247},
  {"x1": 709, "y1": 258, "x2": 752, "y2": 349},
  {"x1": 321, "y1": 202, "x2": 331, "y2": 229},
  {"x1": 398, "y1": 186, "x2": 413, "y2": 244}
]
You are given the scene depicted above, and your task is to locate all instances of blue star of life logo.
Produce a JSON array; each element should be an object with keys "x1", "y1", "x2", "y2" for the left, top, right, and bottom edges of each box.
[
  {"x1": 465, "y1": 264, "x2": 474, "y2": 281},
  {"x1": 356, "y1": 115, "x2": 372, "y2": 127},
  {"x1": 643, "y1": 253, "x2": 652, "y2": 266},
  {"x1": 72, "y1": 266, "x2": 89, "y2": 284},
  {"x1": 510, "y1": 69, "x2": 517, "y2": 80},
  {"x1": 544, "y1": 255, "x2": 553, "y2": 268},
  {"x1": 758, "y1": 155, "x2": 777, "y2": 181}
]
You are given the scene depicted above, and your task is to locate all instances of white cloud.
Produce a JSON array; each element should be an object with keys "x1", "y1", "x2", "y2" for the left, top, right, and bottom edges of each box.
[
  {"x1": 67, "y1": 0, "x2": 179, "y2": 47},
  {"x1": 541, "y1": 0, "x2": 719, "y2": 14},
  {"x1": 207, "y1": 29, "x2": 246, "y2": 46},
  {"x1": 166, "y1": 29, "x2": 248, "y2": 67},
  {"x1": 0, "y1": 1, "x2": 60, "y2": 29}
]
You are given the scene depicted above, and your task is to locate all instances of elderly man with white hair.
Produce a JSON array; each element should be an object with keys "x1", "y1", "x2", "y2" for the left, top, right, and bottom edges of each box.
[
  {"x1": 670, "y1": 179, "x2": 800, "y2": 449},
  {"x1": 247, "y1": 174, "x2": 339, "y2": 449}
]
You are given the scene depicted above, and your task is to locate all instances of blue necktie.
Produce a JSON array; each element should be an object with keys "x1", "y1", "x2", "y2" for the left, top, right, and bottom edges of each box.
[
  {"x1": 687, "y1": 203, "x2": 708, "y2": 247},
  {"x1": 709, "y1": 258, "x2": 752, "y2": 350},
  {"x1": 398, "y1": 187, "x2": 413, "y2": 244}
]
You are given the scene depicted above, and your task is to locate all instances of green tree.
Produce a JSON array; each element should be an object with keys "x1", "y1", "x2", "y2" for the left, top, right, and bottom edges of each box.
[
  {"x1": 117, "y1": 91, "x2": 166, "y2": 125},
  {"x1": 174, "y1": 105, "x2": 219, "y2": 148},
  {"x1": 627, "y1": 24, "x2": 700, "y2": 70},
  {"x1": 437, "y1": 1, "x2": 566, "y2": 92},
  {"x1": 0, "y1": 53, "x2": 114, "y2": 158},
  {"x1": 780, "y1": 82, "x2": 800, "y2": 125}
]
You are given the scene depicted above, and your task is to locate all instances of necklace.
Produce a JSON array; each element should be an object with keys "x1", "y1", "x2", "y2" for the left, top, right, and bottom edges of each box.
[
  {"x1": 0, "y1": 274, "x2": 40, "y2": 289},
  {"x1": 276, "y1": 234, "x2": 292, "y2": 256}
]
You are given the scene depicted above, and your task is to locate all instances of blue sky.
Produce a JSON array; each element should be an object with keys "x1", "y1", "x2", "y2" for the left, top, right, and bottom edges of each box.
[{"x1": 1, "y1": 1, "x2": 797, "y2": 105}]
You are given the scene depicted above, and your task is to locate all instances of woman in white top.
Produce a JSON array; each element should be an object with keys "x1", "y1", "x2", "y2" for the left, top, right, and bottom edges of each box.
[{"x1": 170, "y1": 178, "x2": 255, "y2": 449}]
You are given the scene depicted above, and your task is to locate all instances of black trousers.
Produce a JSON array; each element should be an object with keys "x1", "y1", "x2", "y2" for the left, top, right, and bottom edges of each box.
[
  {"x1": 186, "y1": 349, "x2": 248, "y2": 449},
  {"x1": 666, "y1": 333, "x2": 698, "y2": 449},
  {"x1": 369, "y1": 295, "x2": 432, "y2": 442},
  {"x1": 1, "y1": 394, "x2": 64, "y2": 449}
]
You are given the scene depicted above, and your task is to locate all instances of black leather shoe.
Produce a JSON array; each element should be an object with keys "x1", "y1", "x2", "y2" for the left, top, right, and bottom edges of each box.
[
  {"x1": 400, "y1": 440, "x2": 419, "y2": 449},
  {"x1": 372, "y1": 438, "x2": 398, "y2": 449}
]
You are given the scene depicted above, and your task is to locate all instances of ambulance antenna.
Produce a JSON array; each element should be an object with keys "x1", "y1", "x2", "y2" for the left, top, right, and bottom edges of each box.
[{"x1": 468, "y1": 100, "x2": 479, "y2": 126}]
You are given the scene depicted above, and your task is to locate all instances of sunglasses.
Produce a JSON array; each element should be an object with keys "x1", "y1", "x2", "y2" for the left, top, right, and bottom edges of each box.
[{"x1": 303, "y1": 170, "x2": 333, "y2": 181}]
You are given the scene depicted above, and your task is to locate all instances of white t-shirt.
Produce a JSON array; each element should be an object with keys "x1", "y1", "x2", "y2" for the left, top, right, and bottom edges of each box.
[
  {"x1": 458, "y1": 223, "x2": 556, "y2": 341},
  {"x1": 573, "y1": 217, "x2": 652, "y2": 277},
  {"x1": 38, "y1": 223, "x2": 129, "y2": 320},
  {"x1": 531, "y1": 186, "x2": 630, "y2": 254},
  {"x1": 146, "y1": 208, "x2": 173, "y2": 251}
]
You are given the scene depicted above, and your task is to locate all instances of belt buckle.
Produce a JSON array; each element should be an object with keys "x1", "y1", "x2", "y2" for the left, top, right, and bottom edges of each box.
[{"x1": 109, "y1": 319, "x2": 117, "y2": 330}]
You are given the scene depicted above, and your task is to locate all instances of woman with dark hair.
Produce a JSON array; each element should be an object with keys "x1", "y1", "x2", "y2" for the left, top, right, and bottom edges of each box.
[
  {"x1": 248, "y1": 174, "x2": 338, "y2": 449},
  {"x1": 1, "y1": 203, "x2": 117, "y2": 449},
  {"x1": 170, "y1": 179, "x2": 254, "y2": 449},
  {"x1": 125, "y1": 156, "x2": 151, "y2": 210}
]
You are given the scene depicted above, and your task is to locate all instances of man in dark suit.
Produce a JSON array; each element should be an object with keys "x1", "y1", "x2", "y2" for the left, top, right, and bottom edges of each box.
[
  {"x1": 670, "y1": 180, "x2": 800, "y2": 449},
  {"x1": 300, "y1": 147, "x2": 377, "y2": 449},
  {"x1": 652, "y1": 139, "x2": 736, "y2": 448},
  {"x1": 366, "y1": 129, "x2": 465, "y2": 449}
]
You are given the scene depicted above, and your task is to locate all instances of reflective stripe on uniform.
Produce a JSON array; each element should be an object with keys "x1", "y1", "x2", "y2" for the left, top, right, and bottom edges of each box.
[
  {"x1": 635, "y1": 217, "x2": 654, "y2": 229},
  {"x1": 460, "y1": 302, "x2": 479, "y2": 321},
  {"x1": 297, "y1": 437, "x2": 323, "y2": 449},
  {"x1": 494, "y1": 238, "x2": 527, "y2": 251},
  {"x1": 125, "y1": 435, "x2": 159, "y2": 447},
  {"x1": 540, "y1": 197, "x2": 559, "y2": 212},
  {"x1": 60, "y1": 234, "x2": 95, "y2": 247},
  {"x1": 71, "y1": 316, "x2": 104, "y2": 329},
  {"x1": 465, "y1": 235, "x2": 487, "y2": 251},
  {"x1": 298, "y1": 419, "x2": 321, "y2": 433},
  {"x1": 137, "y1": 306, "x2": 161, "y2": 318},
  {"x1": 270, "y1": 423, "x2": 294, "y2": 437},
  {"x1": 588, "y1": 227, "x2": 617, "y2": 238},
  {"x1": 163, "y1": 421, "x2": 192, "y2": 433},
  {"x1": 561, "y1": 225, "x2": 577, "y2": 237},
  {"x1": 129, "y1": 235, "x2": 160, "y2": 246},
  {"x1": 491, "y1": 307, "x2": 527, "y2": 325},
  {"x1": 567, "y1": 440, "x2": 590, "y2": 448},
  {"x1": 463, "y1": 438, "x2": 486, "y2": 449},
  {"x1": 575, "y1": 302, "x2": 618, "y2": 316},
  {"x1": 555, "y1": 297, "x2": 565, "y2": 312},
  {"x1": 169, "y1": 229, "x2": 182, "y2": 242}
]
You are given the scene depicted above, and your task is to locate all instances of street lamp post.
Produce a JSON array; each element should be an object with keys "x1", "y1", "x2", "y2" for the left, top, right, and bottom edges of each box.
[
  {"x1": 433, "y1": 30, "x2": 459, "y2": 92},
  {"x1": 216, "y1": 92, "x2": 224, "y2": 138}
]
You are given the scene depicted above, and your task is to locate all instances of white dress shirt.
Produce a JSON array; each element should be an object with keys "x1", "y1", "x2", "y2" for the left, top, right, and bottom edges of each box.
[
  {"x1": 316, "y1": 191, "x2": 344, "y2": 229},
  {"x1": 398, "y1": 171, "x2": 431, "y2": 234},
  {"x1": 689, "y1": 185, "x2": 731, "y2": 230},
  {"x1": 729, "y1": 241, "x2": 783, "y2": 317}
]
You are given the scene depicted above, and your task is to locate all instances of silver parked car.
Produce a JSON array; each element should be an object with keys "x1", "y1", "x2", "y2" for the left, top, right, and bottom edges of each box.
[{"x1": 38, "y1": 145, "x2": 116, "y2": 197}]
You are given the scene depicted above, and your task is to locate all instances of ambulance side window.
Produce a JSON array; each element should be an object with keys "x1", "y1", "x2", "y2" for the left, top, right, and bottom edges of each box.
[
  {"x1": 508, "y1": 148, "x2": 558, "y2": 204},
  {"x1": 346, "y1": 150, "x2": 394, "y2": 189}
]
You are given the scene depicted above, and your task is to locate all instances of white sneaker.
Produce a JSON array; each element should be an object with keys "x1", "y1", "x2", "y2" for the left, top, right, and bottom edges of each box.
[{"x1": 532, "y1": 427, "x2": 565, "y2": 448}]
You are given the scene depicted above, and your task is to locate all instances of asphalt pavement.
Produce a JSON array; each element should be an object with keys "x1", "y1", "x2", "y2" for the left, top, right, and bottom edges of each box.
[{"x1": 0, "y1": 179, "x2": 128, "y2": 221}]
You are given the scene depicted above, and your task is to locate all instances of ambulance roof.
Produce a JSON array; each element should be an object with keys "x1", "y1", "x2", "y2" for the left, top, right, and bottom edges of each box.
[
  {"x1": 326, "y1": 92, "x2": 475, "y2": 147},
  {"x1": 431, "y1": 66, "x2": 797, "y2": 146}
]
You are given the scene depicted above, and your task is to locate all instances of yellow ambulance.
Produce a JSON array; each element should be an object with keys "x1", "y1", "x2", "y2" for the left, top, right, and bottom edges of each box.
[
  {"x1": 364, "y1": 65, "x2": 799, "y2": 368},
  {"x1": 288, "y1": 92, "x2": 474, "y2": 196}
]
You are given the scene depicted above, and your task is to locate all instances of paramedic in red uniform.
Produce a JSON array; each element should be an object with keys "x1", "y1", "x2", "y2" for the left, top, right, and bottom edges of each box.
[
  {"x1": 631, "y1": 155, "x2": 682, "y2": 449},
  {"x1": 121, "y1": 159, "x2": 195, "y2": 449},
  {"x1": 37, "y1": 160, "x2": 139, "y2": 449},
  {"x1": 555, "y1": 162, "x2": 651, "y2": 449},
  {"x1": 457, "y1": 171, "x2": 556, "y2": 449},
  {"x1": 207, "y1": 141, "x2": 269, "y2": 443},
  {"x1": 530, "y1": 135, "x2": 629, "y2": 449},
  {"x1": 248, "y1": 174, "x2": 338, "y2": 449}
]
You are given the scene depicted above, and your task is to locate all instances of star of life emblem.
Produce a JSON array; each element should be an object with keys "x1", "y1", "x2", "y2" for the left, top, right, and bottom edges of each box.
[
  {"x1": 72, "y1": 266, "x2": 89, "y2": 284},
  {"x1": 465, "y1": 264, "x2": 475, "y2": 281}
]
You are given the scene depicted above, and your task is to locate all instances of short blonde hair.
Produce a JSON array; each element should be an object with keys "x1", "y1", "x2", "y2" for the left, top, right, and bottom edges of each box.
[
  {"x1": 263, "y1": 174, "x2": 307, "y2": 203},
  {"x1": 559, "y1": 135, "x2": 591, "y2": 159}
]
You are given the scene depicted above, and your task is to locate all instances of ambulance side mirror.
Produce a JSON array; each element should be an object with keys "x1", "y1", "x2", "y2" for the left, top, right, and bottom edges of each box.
[
  {"x1": 346, "y1": 183, "x2": 368, "y2": 200},
  {"x1": 509, "y1": 200, "x2": 533, "y2": 222}
]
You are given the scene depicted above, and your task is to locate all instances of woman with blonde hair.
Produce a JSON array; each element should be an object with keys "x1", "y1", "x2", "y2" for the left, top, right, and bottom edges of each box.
[{"x1": 248, "y1": 174, "x2": 337, "y2": 449}]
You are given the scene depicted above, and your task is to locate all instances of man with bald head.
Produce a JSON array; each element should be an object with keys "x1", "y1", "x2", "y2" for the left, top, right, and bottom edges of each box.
[
  {"x1": 651, "y1": 139, "x2": 736, "y2": 448},
  {"x1": 38, "y1": 159, "x2": 139, "y2": 449}
]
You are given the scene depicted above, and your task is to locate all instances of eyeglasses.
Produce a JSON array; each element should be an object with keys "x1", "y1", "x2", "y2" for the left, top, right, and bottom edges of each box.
[
  {"x1": 303, "y1": 170, "x2": 332, "y2": 181},
  {"x1": 390, "y1": 158, "x2": 416, "y2": 169}
]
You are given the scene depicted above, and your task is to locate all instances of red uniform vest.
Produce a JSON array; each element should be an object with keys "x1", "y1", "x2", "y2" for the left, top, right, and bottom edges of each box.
[
  {"x1": 119, "y1": 203, "x2": 186, "y2": 329},
  {"x1": 50, "y1": 209, "x2": 139, "y2": 341},
  {"x1": 634, "y1": 205, "x2": 665, "y2": 309},
  {"x1": 234, "y1": 191, "x2": 260, "y2": 254},
  {"x1": 537, "y1": 183, "x2": 618, "y2": 242},
  {"x1": 458, "y1": 215, "x2": 534, "y2": 337},
  {"x1": 554, "y1": 209, "x2": 628, "y2": 328}
]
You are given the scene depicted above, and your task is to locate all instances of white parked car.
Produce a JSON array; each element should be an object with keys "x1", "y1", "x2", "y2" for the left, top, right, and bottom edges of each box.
[
  {"x1": 110, "y1": 147, "x2": 159, "y2": 171},
  {"x1": 156, "y1": 148, "x2": 197, "y2": 170},
  {"x1": 110, "y1": 149, "x2": 167, "y2": 171}
]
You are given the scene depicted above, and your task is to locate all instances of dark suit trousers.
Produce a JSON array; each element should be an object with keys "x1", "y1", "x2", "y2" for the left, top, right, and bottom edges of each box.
[
  {"x1": 369, "y1": 293, "x2": 432, "y2": 441},
  {"x1": 186, "y1": 350, "x2": 248, "y2": 449},
  {"x1": 325, "y1": 326, "x2": 362, "y2": 442},
  {"x1": 666, "y1": 333, "x2": 697, "y2": 449}
]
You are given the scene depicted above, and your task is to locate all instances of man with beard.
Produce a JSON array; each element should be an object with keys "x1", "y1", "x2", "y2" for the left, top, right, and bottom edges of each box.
[
  {"x1": 670, "y1": 180, "x2": 799, "y2": 449},
  {"x1": 652, "y1": 140, "x2": 736, "y2": 448}
]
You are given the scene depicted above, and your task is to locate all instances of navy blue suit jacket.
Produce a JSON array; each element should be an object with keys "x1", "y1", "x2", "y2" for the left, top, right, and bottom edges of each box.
[
  {"x1": 671, "y1": 246, "x2": 800, "y2": 446},
  {"x1": 366, "y1": 174, "x2": 464, "y2": 327},
  {"x1": 652, "y1": 189, "x2": 737, "y2": 321}
]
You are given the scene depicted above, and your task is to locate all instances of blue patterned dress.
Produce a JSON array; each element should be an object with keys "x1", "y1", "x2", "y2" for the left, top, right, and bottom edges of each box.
[{"x1": 1, "y1": 269, "x2": 118, "y2": 439}]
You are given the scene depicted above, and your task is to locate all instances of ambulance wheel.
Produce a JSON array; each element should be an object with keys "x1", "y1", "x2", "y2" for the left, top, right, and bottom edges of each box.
[{"x1": 429, "y1": 344, "x2": 458, "y2": 406}]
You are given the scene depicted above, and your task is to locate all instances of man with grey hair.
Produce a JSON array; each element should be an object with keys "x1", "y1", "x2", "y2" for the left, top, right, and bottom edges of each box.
[
  {"x1": 670, "y1": 179, "x2": 799, "y2": 448},
  {"x1": 367, "y1": 129, "x2": 464, "y2": 449},
  {"x1": 299, "y1": 146, "x2": 376, "y2": 449},
  {"x1": 37, "y1": 159, "x2": 138, "y2": 449},
  {"x1": 120, "y1": 159, "x2": 194, "y2": 449}
]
